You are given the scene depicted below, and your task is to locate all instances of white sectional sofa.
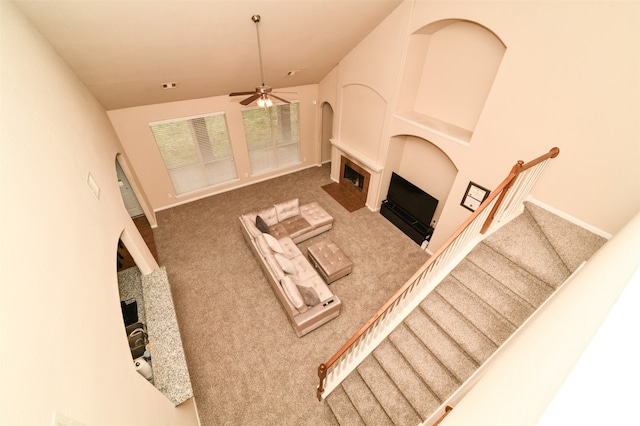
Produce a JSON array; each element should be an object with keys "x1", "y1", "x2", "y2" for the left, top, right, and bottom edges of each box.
[{"x1": 239, "y1": 199, "x2": 341, "y2": 337}]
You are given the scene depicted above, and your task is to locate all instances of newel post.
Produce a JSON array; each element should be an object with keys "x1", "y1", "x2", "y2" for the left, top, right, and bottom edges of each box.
[
  {"x1": 481, "y1": 160, "x2": 524, "y2": 234},
  {"x1": 317, "y1": 364, "x2": 327, "y2": 401}
]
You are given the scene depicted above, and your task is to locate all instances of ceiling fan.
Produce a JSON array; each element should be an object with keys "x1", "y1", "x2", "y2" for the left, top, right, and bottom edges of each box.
[{"x1": 229, "y1": 15, "x2": 291, "y2": 107}]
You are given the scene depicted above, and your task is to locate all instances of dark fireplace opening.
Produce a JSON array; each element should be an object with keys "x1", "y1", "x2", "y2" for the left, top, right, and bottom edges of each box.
[
  {"x1": 323, "y1": 155, "x2": 370, "y2": 212},
  {"x1": 344, "y1": 164, "x2": 364, "y2": 191}
]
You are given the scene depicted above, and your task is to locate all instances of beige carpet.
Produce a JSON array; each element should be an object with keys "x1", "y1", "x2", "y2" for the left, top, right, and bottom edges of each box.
[
  {"x1": 152, "y1": 164, "x2": 429, "y2": 425},
  {"x1": 323, "y1": 200, "x2": 607, "y2": 424}
]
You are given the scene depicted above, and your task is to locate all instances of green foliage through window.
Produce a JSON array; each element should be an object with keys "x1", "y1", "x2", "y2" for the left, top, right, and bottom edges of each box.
[
  {"x1": 150, "y1": 113, "x2": 237, "y2": 195},
  {"x1": 242, "y1": 103, "x2": 300, "y2": 175}
]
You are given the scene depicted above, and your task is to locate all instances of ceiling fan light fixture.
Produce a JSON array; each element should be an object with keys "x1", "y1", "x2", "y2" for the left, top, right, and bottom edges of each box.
[
  {"x1": 257, "y1": 95, "x2": 272, "y2": 108},
  {"x1": 229, "y1": 15, "x2": 292, "y2": 107}
]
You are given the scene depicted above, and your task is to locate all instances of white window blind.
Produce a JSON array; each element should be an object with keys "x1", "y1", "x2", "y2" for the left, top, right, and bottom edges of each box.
[
  {"x1": 241, "y1": 102, "x2": 300, "y2": 175},
  {"x1": 150, "y1": 113, "x2": 237, "y2": 195}
]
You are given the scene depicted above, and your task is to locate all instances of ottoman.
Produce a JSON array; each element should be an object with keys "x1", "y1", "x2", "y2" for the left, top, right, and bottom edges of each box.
[{"x1": 308, "y1": 239, "x2": 353, "y2": 284}]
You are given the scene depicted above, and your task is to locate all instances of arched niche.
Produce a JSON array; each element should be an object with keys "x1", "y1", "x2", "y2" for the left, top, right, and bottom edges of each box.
[
  {"x1": 339, "y1": 84, "x2": 387, "y2": 163},
  {"x1": 321, "y1": 102, "x2": 334, "y2": 164},
  {"x1": 382, "y1": 134, "x2": 458, "y2": 225},
  {"x1": 397, "y1": 19, "x2": 506, "y2": 144}
]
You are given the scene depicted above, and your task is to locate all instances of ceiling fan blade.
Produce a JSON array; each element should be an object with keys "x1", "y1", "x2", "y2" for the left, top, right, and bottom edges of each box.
[
  {"x1": 269, "y1": 94, "x2": 291, "y2": 104},
  {"x1": 240, "y1": 93, "x2": 261, "y2": 106},
  {"x1": 229, "y1": 91, "x2": 256, "y2": 96}
]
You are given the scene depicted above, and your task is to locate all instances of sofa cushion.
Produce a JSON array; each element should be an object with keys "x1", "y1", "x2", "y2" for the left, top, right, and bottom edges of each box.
[
  {"x1": 290, "y1": 254, "x2": 317, "y2": 282},
  {"x1": 268, "y1": 223, "x2": 289, "y2": 240},
  {"x1": 281, "y1": 275, "x2": 307, "y2": 313},
  {"x1": 255, "y1": 233, "x2": 271, "y2": 257},
  {"x1": 295, "y1": 276, "x2": 321, "y2": 306},
  {"x1": 298, "y1": 275, "x2": 333, "y2": 304},
  {"x1": 263, "y1": 233, "x2": 283, "y2": 254},
  {"x1": 255, "y1": 215, "x2": 270, "y2": 233},
  {"x1": 264, "y1": 250, "x2": 285, "y2": 281},
  {"x1": 256, "y1": 206, "x2": 278, "y2": 226},
  {"x1": 300, "y1": 202, "x2": 333, "y2": 228},
  {"x1": 242, "y1": 215, "x2": 262, "y2": 239},
  {"x1": 278, "y1": 237, "x2": 302, "y2": 259},
  {"x1": 275, "y1": 198, "x2": 300, "y2": 222},
  {"x1": 279, "y1": 216, "x2": 312, "y2": 240},
  {"x1": 275, "y1": 253, "x2": 296, "y2": 275},
  {"x1": 243, "y1": 211, "x2": 258, "y2": 224}
]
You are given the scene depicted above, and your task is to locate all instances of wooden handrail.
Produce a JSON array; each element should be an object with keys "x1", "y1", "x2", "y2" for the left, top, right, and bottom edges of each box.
[
  {"x1": 433, "y1": 406, "x2": 453, "y2": 426},
  {"x1": 317, "y1": 147, "x2": 560, "y2": 401},
  {"x1": 481, "y1": 147, "x2": 559, "y2": 233}
]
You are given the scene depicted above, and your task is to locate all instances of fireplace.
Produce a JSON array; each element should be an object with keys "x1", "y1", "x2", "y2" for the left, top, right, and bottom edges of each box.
[
  {"x1": 344, "y1": 164, "x2": 364, "y2": 191},
  {"x1": 321, "y1": 155, "x2": 372, "y2": 212},
  {"x1": 338, "y1": 156, "x2": 370, "y2": 207}
]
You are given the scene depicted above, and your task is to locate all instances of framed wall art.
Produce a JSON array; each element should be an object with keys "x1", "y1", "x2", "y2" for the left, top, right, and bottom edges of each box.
[{"x1": 461, "y1": 181, "x2": 490, "y2": 212}]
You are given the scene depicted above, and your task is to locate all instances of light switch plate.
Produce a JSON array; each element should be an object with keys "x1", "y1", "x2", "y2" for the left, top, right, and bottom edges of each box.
[{"x1": 87, "y1": 172, "x2": 100, "y2": 199}]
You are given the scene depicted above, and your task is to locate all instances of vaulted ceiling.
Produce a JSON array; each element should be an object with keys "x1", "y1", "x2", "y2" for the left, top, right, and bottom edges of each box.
[{"x1": 15, "y1": 0, "x2": 402, "y2": 110}]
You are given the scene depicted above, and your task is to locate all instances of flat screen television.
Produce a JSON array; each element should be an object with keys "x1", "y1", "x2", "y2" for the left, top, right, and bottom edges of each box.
[{"x1": 386, "y1": 172, "x2": 438, "y2": 226}]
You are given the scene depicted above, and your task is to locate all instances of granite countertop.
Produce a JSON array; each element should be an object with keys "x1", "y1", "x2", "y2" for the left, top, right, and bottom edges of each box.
[
  {"x1": 117, "y1": 267, "x2": 146, "y2": 324},
  {"x1": 118, "y1": 266, "x2": 193, "y2": 406},
  {"x1": 141, "y1": 267, "x2": 194, "y2": 406}
]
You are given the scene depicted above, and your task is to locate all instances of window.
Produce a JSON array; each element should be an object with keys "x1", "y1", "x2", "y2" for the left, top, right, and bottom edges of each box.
[
  {"x1": 242, "y1": 102, "x2": 300, "y2": 175},
  {"x1": 150, "y1": 112, "x2": 237, "y2": 195}
]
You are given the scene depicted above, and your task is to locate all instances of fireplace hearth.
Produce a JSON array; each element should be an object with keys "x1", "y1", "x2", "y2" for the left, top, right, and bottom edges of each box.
[{"x1": 321, "y1": 156, "x2": 371, "y2": 212}]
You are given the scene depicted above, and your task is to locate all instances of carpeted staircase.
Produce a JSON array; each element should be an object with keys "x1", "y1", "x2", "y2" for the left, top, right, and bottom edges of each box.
[{"x1": 325, "y1": 202, "x2": 607, "y2": 425}]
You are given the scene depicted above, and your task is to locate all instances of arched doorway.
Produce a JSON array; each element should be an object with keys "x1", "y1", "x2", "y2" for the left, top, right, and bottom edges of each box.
[{"x1": 321, "y1": 102, "x2": 334, "y2": 164}]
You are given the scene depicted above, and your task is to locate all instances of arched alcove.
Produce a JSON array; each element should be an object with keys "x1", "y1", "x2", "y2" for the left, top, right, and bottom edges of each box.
[
  {"x1": 383, "y1": 134, "x2": 458, "y2": 225},
  {"x1": 340, "y1": 84, "x2": 387, "y2": 163},
  {"x1": 321, "y1": 102, "x2": 334, "y2": 164},
  {"x1": 397, "y1": 19, "x2": 506, "y2": 144}
]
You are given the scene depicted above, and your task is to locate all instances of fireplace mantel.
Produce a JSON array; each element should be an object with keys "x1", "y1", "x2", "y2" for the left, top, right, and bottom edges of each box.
[{"x1": 330, "y1": 139, "x2": 383, "y2": 173}]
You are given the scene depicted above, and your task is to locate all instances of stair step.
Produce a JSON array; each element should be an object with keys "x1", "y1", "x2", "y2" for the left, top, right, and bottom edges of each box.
[
  {"x1": 524, "y1": 202, "x2": 607, "y2": 272},
  {"x1": 341, "y1": 371, "x2": 394, "y2": 425},
  {"x1": 373, "y1": 338, "x2": 442, "y2": 418},
  {"x1": 388, "y1": 323, "x2": 460, "y2": 401},
  {"x1": 357, "y1": 356, "x2": 423, "y2": 425},
  {"x1": 435, "y1": 276, "x2": 516, "y2": 346},
  {"x1": 483, "y1": 208, "x2": 570, "y2": 287},
  {"x1": 325, "y1": 386, "x2": 365, "y2": 425},
  {"x1": 404, "y1": 309, "x2": 478, "y2": 383},
  {"x1": 466, "y1": 243, "x2": 555, "y2": 308},
  {"x1": 451, "y1": 259, "x2": 534, "y2": 326},
  {"x1": 325, "y1": 203, "x2": 607, "y2": 425},
  {"x1": 421, "y1": 291, "x2": 497, "y2": 364}
]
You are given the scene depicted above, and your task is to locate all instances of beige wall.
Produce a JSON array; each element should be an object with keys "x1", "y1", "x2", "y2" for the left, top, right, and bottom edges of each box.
[
  {"x1": 395, "y1": 136, "x2": 458, "y2": 225},
  {"x1": 0, "y1": 3, "x2": 197, "y2": 425},
  {"x1": 108, "y1": 86, "x2": 320, "y2": 211},
  {"x1": 320, "y1": 0, "x2": 640, "y2": 250}
]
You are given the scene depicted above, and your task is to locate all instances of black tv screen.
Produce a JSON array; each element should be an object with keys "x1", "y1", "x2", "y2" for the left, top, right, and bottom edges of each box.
[{"x1": 387, "y1": 172, "x2": 438, "y2": 226}]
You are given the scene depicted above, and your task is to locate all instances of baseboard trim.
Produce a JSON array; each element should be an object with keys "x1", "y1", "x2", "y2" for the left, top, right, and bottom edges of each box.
[
  {"x1": 154, "y1": 164, "x2": 320, "y2": 213},
  {"x1": 526, "y1": 195, "x2": 612, "y2": 240}
]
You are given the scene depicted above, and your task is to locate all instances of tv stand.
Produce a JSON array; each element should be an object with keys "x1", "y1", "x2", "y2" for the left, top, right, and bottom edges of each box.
[{"x1": 380, "y1": 200, "x2": 434, "y2": 245}]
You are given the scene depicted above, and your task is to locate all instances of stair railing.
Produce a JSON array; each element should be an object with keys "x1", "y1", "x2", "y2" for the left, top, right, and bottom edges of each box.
[
  {"x1": 433, "y1": 406, "x2": 453, "y2": 426},
  {"x1": 317, "y1": 147, "x2": 560, "y2": 402}
]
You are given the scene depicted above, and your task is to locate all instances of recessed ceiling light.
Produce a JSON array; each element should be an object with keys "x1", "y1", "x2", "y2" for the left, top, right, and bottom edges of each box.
[
  {"x1": 287, "y1": 70, "x2": 300, "y2": 76},
  {"x1": 162, "y1": 82, "x2": 178, "y2": 89}
]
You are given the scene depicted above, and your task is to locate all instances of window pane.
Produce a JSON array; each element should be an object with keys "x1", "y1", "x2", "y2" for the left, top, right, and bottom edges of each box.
[
  {"x1": 151, "y1": 121, "x2": 198, "y2": 170},
  {"x1": 241, "y1": 102, "x2": 300, "y2": 175},
  {"x1": 150, "y1": 113, "x2": 237, "y2": 195}
]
